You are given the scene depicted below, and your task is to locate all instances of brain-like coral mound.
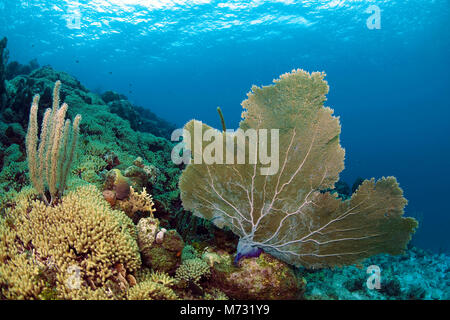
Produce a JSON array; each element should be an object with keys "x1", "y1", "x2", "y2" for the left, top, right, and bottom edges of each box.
[
  {"x1": 208, "y1": 251, "x2": 305, "y2": 300},
  {"x1": 0, "y1": 184, "x2": 141, "y2": 299}
]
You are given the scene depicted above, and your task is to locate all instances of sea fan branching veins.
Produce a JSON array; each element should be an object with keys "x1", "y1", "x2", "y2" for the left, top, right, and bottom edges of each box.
[{"x1": 180, "y1": 69, "x2": 418, "y2": 268}]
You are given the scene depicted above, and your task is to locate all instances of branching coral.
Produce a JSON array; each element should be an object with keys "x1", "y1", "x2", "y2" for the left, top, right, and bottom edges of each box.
[
  {"x1": 25, "y1": 80, "x2": 81, "y2": 205},
  {"x1": 179, "y1": 69, "x2": 418, "y2": 268},
  {"x1": 127, "y1": 280, "x2": 178, "y2": 300},
  {"x1": 114, "y1": 186, "x2": 156, "y2": 221},
  {"x1": 149, "y1": 270, "x2": 177, "y2": 287},
  {"x1": 175, "y1": 258, "x2": 211, "y2": 290},
  {"x1": 136, "y1": 217, "x2": 184, "y2": 273},
  {"x1": 128, "y1": 269, "x2": 178, "y2": 300},
  {"x1": 0, "y1": 184, "x2": 141, "y2": 299}
]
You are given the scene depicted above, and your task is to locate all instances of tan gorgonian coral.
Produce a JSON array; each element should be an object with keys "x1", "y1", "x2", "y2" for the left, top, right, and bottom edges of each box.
[
  {"x1": 179, "y1": 69, "x2": 418, "y2": 268},
  {"x1": 0, "y1": 184, "x2": 141, "y2": 299}
]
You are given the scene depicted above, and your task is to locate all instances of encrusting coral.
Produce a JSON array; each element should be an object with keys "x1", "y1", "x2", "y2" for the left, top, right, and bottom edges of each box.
[
  {"x1": 104, "y1": 169, "x2": 131, "y2": 200},
  {"x1": 0, "y1": 63, "x2": 183, "y2": 225},
  {"x1": 114, "y1": 186, "x2": 156, "y2": 222},
  {"x1": 127, "y1": 280, "x2": 178, "y2": 300},
  {"x1": 127, "y1": 269, "x2": 178, "y2": 300},
  {"x1": 179, "y1": 69, "x2": 418, "y2": 269}
]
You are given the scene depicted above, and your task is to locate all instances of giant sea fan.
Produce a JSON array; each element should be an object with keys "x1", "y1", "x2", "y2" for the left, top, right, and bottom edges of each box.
[{"x1": 179, "y1": 69, "x2": 418, "y2": 268}]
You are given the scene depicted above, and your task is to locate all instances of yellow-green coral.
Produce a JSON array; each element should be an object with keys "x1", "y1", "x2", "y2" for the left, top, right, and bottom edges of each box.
[
  {"x1": 181, "y1": 245, "x2": 200, "y2": 262},
  {"x1": 203, "y1": 288, "x2": 228, "y2": 300},
  {"x1": 25, "y1": 81, "x2": 82, "y2": 205},
  {"x1": 175, "y1": 258, "x2": 210, "y2": 289},
  {"x1": 104, "y1": 169, "x2": 131, "y2": 200},
  {"x1": 127, "y1": 269, "x2": 178, "y2": 300},
  {"x1": 72, "y1": 154, "x2": 108, "y2": 185},
  {"x1": 207, "y1": 252, "x2": 303, "y2": 300},
  {"x1": 115, "y1": 186, "x2": 156, "y2": 219},
  {"x1": 201, "y1": 250, "x2": 223, "y2": 267},
  {"x1": 0, "y1": 185, "x2": 35, "y2": 216},
  {"x1": 0, "y1": 184, "x2": 141, "y2": 299},
  {"x1": 149, "y1": 270, "x2": 177, "y2": 287}
]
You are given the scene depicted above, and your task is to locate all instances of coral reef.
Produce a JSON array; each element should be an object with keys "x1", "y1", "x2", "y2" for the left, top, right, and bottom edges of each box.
[
  {"x1": 0, "y1": 37, "x2": 7, "y2": 111},
  {"x1": 137, "y1": 217, "x2": 184, "y2": 273},
  {"x1": 101, "y1": 90, "x2": 176, "y2": 139},
  {"x1": 179, "y1": 69, "x2": 418, "y2": 268},
  {"x1": 25, "y1": 81, "x2": 82, "y2": 204},
  {"x1": 0, "y1": 185, "x2": 141, "y2": 299},
  {"x1": 104, "y1": 169, "x2": 131, "y2": 200},
  {"x1": 124, "y1": 157, "x2": 159, "y2": 190},
  {"x1": 113, "y1": 186, "x2": 156, "y2": 222},
  {"x1": 300, "y1": 246, "x2": 449, "y2": 300},
  {"x1": 5, "y1": 59, "x2": 39, "y2": 81},
  {"x1": 0, "y1": 38, "x2": 228, "y2": 261},
  {"x1": 0, "y1": 62, "x2": 183, "y2": 224},
  {"x1": 175, "y1": 258, "x2": 211, "y2": 293},
  {"x1": 207, "y1": 251, "x2": 305, "y2": 300},
  {"x1": 0, "y1": 38, "x2": 444, "y2": 300}
]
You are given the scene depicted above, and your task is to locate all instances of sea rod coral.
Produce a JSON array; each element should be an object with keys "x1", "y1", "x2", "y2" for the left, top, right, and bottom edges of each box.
[
  {"x1": 179, "y1": 69, "x2": 418, "y2": 268},
  {"x1": 25, "y1": 80, "x2": 81, "y2": 205}
]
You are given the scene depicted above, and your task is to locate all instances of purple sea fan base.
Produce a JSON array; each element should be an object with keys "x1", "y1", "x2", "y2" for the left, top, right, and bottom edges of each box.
[{"x1": 234, "y1": 239, "x2": 263, "y2": 265}]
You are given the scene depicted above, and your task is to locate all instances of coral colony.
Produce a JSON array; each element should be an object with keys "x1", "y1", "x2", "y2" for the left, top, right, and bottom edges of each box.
[
  {"x1": 2, "y1": 46, "x2": 435, "y2": 299},
  {"x1": 26, "y1": 81, "x2": 81, "y2": 205},
  {"x1": 179, "y1": 70, "x2": 417, "y2": 268}
]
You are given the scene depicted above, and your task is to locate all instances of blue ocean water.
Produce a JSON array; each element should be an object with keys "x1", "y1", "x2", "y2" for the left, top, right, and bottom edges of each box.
[{"x1": 0, "y1": 0, "x2": 449, "y2": 253}]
